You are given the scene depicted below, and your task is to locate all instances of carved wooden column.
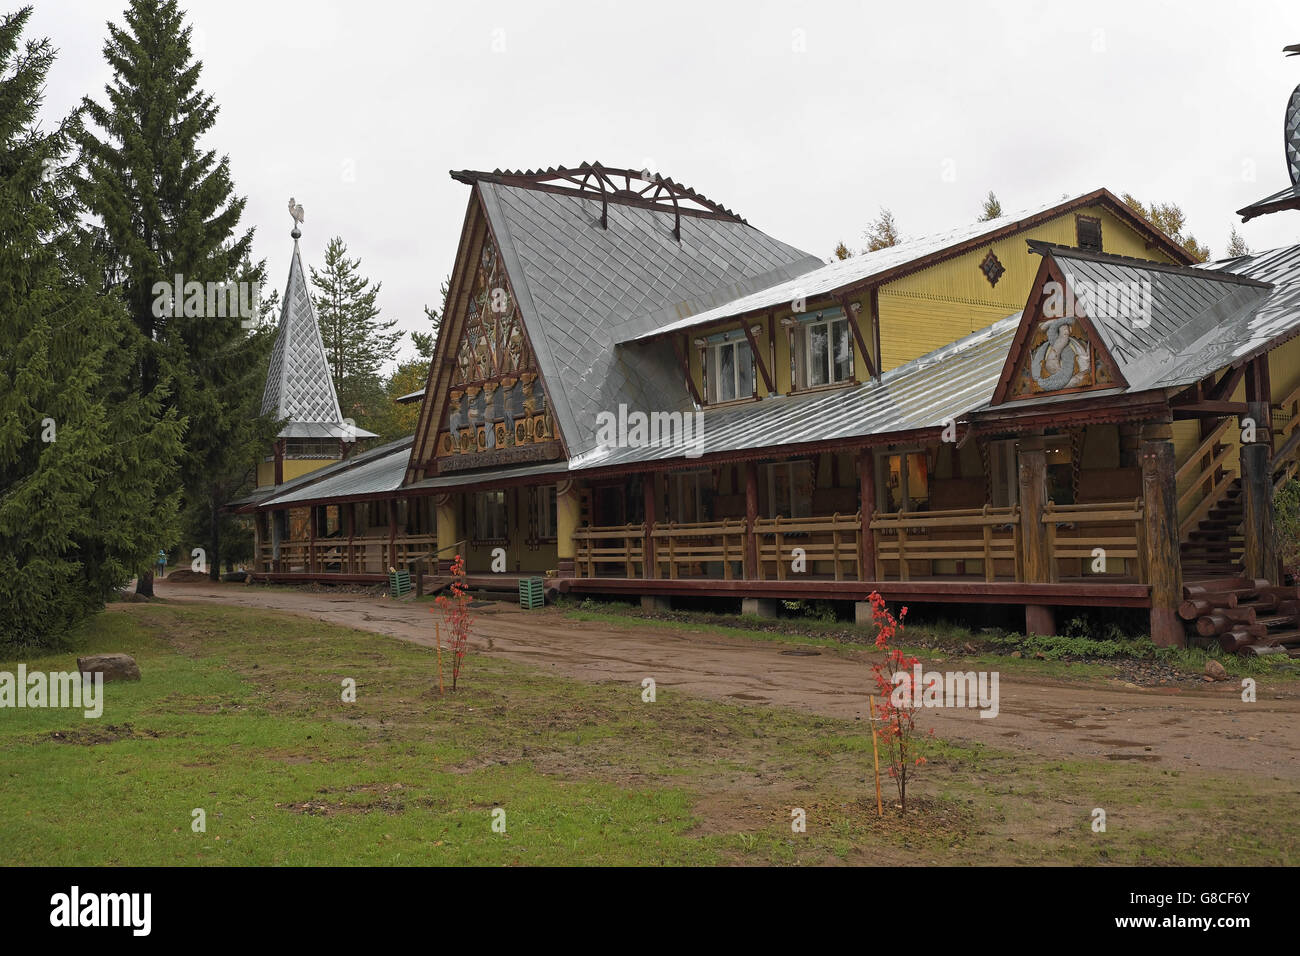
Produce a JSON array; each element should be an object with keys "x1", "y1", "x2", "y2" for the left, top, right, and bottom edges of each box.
[
  {"x1": 387, "y1": 499, "x2": 399, "y2": 571},
  {"x1": 273, "y1": 439, "x2": 285, "y2": 485},
  {"x1": 857, "y1": 447, "x2": 877, "y2": 581},
  {"x1": 435, "y1": 494, "x2": 459, "y2": 575},
  {"x1": 555, "y1": 481, "x2": 580, "y2": 578},
  {"x1": 1140, "y1": 422, "x2": 1184, "y2": 647},
  {"x1": 1240, "y1": 401, "x2": 1277, "y2": 584},
  {"x1": 1017, "y1": 435, "x2": 1054, "y2": 635}
]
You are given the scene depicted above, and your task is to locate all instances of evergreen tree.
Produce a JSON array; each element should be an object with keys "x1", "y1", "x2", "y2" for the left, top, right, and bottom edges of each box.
[
  {"x1": 831, "y1": 241, "x2": 854, "y2": 261},
  {"x1": 74, "y1": 0, "x2": 273, "y2": 593},
  {"x1": 863, "y1": 207, "x2": 901, "y2": 252},
  {"x1": 0, "y1": 7, "x2": 182, "y2": 648},
  {"x1": 978, "y1": 190, "x2": 1003, "y2": 221},
  {"x1": 311, "y1": 235, "x2": 402, "y2": 415}
]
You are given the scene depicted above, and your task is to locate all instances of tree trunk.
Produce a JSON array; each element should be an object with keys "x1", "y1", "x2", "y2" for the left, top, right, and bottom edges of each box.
[
  {"x1": 209, "y1": 497, "x2": 221, "y2": 581},
  {"x1": 136, "y1": 568, "x2": 155, "y2": 598}
]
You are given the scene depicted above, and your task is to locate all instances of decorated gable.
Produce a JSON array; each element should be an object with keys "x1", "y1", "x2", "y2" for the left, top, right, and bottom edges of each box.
[{"x1": 436, "y1": 232, "x2": 558, "y2": 470}]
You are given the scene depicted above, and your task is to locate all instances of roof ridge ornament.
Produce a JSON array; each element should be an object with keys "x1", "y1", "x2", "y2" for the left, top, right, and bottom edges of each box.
[{"x1": 288, "y1": 196, "x2": 305, "y2": 239}]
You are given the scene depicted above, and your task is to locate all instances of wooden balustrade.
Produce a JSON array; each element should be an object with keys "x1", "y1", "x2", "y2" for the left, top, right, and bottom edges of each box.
[
  {"x1": 753, "y1": 513, "x2": 861, "y2": 580},
  {"x1": 871, "y1": 506, "x2": 1020, "y2": 582},
  {"x1": 1176, "y1": 418, "x2": 1238, "y2": 539},
  {"x1": 572, "y1": 523, "x2": 647, "y2": 578},
  {"x1": 651, "y1": 519, "x2": 747, "y2": 580},
  {"x1": 1042, "y1": 499, "x2": 1144, "y2": 581}
]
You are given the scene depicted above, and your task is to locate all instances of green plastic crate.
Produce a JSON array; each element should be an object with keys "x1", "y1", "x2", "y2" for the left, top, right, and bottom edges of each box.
[
  {"x1": 518, "y1": 576, "x2": 545, "y2": 609},
  {"x1": 389, "y1": 569, "x2": 412, "y2": 598}
]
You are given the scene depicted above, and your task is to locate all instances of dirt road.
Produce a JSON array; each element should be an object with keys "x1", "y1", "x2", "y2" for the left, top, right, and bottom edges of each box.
[{"x1": 155, "y1": 581, "x2": 1300, "y2": 780}]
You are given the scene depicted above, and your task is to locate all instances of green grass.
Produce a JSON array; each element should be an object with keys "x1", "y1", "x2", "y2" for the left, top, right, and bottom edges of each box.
[{"x1": 0, "y1": 602, "x2": 1295, "y2": 866}]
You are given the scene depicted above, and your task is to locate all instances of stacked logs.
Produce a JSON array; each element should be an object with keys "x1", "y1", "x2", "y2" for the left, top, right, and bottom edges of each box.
[{"x1": 1179, "y1": 577, "x2": 1300, "y2": 657}]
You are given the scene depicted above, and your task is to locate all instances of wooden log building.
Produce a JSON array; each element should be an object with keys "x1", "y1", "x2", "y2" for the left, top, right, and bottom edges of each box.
[{"x1": 229, "y1": 143, "x2": 1300, "y2": 651}]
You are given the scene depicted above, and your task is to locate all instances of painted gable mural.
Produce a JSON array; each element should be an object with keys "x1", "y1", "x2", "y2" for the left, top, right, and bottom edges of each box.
[
  {"x1": 1009, "y1": 315, "x2": 1117, "y2": 398},
  {"x1": 438, "y1": 234, "x2": 558, "y2": 469}
]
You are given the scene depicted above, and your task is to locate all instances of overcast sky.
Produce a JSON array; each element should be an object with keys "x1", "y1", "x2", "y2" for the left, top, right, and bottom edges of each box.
[{"x1": 30, "y1": 0, "x2": 1300, "y2": 366}]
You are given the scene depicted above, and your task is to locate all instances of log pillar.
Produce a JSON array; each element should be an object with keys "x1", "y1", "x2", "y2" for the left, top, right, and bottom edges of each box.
[
  {"x1": 387, "y1": 498, "x2": 399, "y2": 571},
  {"x1": 1140, "y1": 423, "x2": 1184, "y2": 647},
  {"x1": 272, "y1": 509, "x2": 285, "y2": 573},
  {"x1": 555, "y1": 481, "x2": 580, "y2": 577},
  {"x1": 857, "y1": 447, "x2": 877, "y2": 581},
  {"x1": 744, "y1": 461, "x2": 759, "y2": 579},
  {"x1": 643, "y1": 473, "x2": 657, "y2": 578},
  {"x1": 1018, "y1": 435, "x2": 1054, "y2": 635},
  {"x1": 1240, "y1": 401, "x2": 1277, "y2": 584},
  {"x1": 273, "y1": 439, "x2": 285, "y2": 486},
  {"x1": 252, "y1": 513, "x2": 262, "y2": 574},
  {"x1": 308, "y1": 505, "x2": 317, "y2": 574},
  {"x1": 344, "y1": 501, "x2": 356, "y2": 574}
]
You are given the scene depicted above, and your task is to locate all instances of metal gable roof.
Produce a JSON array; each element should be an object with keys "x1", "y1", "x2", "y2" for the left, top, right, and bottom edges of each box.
[
  {"x1": 616, "y1": 189, "x2": 1166, "y2": 345},
  {"x1": 1039, "y1": 246, "x2": 1277, "y2": 394},
  {"x1": 476, "y1": 180, "x2": 822, "y2": 461}
]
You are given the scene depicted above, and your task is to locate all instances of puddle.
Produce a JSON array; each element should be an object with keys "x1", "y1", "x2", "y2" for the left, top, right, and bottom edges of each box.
[
  {"x1": 779, "y1": 650, "x2": 822, "y2": 657},
  {"x1": 1104, "y1": 753, "x2": 1160, "y2": 762}
]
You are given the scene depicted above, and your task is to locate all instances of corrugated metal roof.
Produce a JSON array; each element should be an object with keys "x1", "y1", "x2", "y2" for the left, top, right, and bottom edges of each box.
[
  {"x1": 404, "y1": 459, "x2": 571, "y2": 491},
  {"x1": 1236, "y1": 184, "x2": 1300, "y2": 222},
  {"x1": 478, "y1": 181, "x2": 821, "y2": 461},
  {"x1": 257, "y1": 435, "x2": 414, "y2": 506},
  {"x1": 576, "y1": 314, "x2": 1021, "y2": 470},
  {"x1": 616, "y1": 191, "x2": 1115, "y2": 344}
]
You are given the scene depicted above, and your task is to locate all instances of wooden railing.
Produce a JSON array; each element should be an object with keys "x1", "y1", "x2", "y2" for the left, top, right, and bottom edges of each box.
[
  {"x1": 871, "y1": 506, "x2": 1020, "y2": 582},
  {"x1": 754, "y1": 513, "x2": 860, "y2": 580},
  {"x1": 651, "y1": 519, "x2": 747, "y2": 580},
  {"x1": 1273, "y1": 382, "x2": 1300, "y2": 490},
  {"x1": 1043, "y1": 499, "x2": 1144, "y2": 581},
  {"x1": 572, "y1": 523, "x2": 647, "y2": 578},
  {"x1": 1177, "y1": 418, "x2": 1237, "y2": 539},
  {"x1": 257, "y1": 533, "x2": 438, "y2": 575}
]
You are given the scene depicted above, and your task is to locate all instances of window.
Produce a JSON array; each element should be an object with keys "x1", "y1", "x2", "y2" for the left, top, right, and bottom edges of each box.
[
  {"x1": 668, "y1": 470, "x2": 712, "y2": 523},
  {"x1": 709, "y1": 338, "x2": 754, "y2": 403},
  {"x1": 765, "y1": 461, "x2": 813, "y2": 518},
  {"x1": 472, "y1": 490, "x2": 508, "y2": 541},
  {"x1": 880, "y1": 451, "x2": 929, "y2": 513},
  {"x1": 800, "y1": 314, "x2": 853, "y2": 388},
  {"x1": 530, "y1": 485, "x2": 557, "y2": 541},
  {"x1": 1076, "y1": 215, "x2": 1103, "y2": 253}
]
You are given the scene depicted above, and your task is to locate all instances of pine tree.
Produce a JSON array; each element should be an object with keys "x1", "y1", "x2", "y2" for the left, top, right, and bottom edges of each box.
[
  {"x1": 0, "y1": 7, "x2": 182, "y2": 648},
  {"x1": 864, "y1": 208, "x2": 901, "y2": 252},
  {"x1": 978, "y1": 190, "x2": 1003, "y2": 221},
  {"x1": 310, "y1": 235, "x2": 402, "y2": 418},
  {"x1": 74, "y1": 0, "x2": 272, "y2": 592},
  {"x1": 831, "y1": 241, "x2": 854, "y2": 261}
]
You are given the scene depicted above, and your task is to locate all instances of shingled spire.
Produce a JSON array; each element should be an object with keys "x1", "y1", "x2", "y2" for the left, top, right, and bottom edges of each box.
[{"x1": 261, "y1": 224, "x2": 375, "y2": 443}]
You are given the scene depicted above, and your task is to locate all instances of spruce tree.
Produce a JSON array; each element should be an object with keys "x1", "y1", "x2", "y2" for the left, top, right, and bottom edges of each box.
[
  {"x1": 74, "y1": 0, "x2": 273, "y2": 592},
  {"x1": 311, "y1": 235, "x2": 402, "y2": 419},
  {"x1": 0, "y1": 6, "x2": 182, "y2": 648}
]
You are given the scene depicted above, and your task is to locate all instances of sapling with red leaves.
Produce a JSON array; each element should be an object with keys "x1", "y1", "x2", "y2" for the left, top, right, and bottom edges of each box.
[
  {"x1": 865, "y1": 589, "x2": 931, "y2": 812},
  {"x1": 432, "y1": 554, "x2": 473, "y2": 691}
]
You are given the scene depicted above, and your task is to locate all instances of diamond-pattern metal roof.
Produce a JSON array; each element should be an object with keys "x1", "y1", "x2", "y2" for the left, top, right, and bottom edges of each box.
[{"x1": 261, "y1": 239, "x2": 374, "y2": 438}]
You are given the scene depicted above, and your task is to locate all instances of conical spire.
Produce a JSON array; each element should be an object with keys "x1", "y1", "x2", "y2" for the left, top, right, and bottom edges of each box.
[{"x1": 261, "y1": 232, "x2": 372, "y2": 440}]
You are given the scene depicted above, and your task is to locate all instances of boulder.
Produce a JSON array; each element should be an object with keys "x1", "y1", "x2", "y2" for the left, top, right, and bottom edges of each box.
[
  {"x1": 1203, "y1": 659, "x2": 1228, "y2": 682},
  {"x1": 77, "y1": 653, "x2": 141, "y2": 683}
]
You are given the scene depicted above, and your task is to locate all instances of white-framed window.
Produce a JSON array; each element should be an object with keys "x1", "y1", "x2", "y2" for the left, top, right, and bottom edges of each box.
[
  {"x1": 473, "y1": 490, "x2": 508, "y2": 541},
  {"x1": 804, "y1": 314, "x2": 853, "y2": 387},
  {"x1": 764, "y1": 461, "x2": 813, "y2": 518},
  {"x1": 708, "y1": 338, "x2": 754, "y2": 403}
]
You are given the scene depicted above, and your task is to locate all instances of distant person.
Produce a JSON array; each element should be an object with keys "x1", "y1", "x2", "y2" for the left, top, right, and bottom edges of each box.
[{"x1": 156, "y1": 549, "x2": 167, "y2": 579}]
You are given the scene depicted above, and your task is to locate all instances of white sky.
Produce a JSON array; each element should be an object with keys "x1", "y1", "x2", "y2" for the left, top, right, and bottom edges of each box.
[{"x1": 30, "y1": 0, "x2": 1300, "y2": 367}]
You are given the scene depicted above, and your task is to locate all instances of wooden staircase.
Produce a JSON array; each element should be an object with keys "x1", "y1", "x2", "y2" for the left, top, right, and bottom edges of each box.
[
  {"x1": 1180, "y1": 477, "x2": 1244, "y2": 578},
  {"x1": 1180, "y1": 577, "x2": 1300, "y2": 656}
]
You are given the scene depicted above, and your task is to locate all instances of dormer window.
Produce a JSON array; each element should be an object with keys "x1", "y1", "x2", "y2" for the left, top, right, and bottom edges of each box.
[
  {"x1": 1076, "y1": 215, "x2": 1103, "y2": 252},
  {"x1": 707, "y1": 337, "x2": 754, "y2": 403},
  {"x1": 794, "y1": 311, "x2": 853, "y2": 389}
]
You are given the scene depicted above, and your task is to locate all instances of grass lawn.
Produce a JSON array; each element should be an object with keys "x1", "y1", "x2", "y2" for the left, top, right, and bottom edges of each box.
[{"x1": 0, "y1": 602, "x2": 1295, "y2": 865}]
